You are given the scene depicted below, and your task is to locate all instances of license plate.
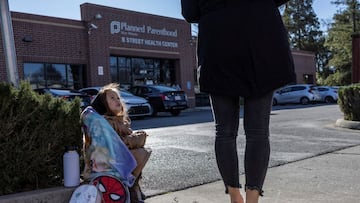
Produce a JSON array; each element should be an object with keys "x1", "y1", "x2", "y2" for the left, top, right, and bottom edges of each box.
[{"x1": 175, "y1": 95, "x2": 181, "y2": 100}]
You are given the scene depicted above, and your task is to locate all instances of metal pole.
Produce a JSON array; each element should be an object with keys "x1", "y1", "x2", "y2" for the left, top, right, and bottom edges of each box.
[{"x1": 0, "y1": 0, "x2": 19, "y2": 87}]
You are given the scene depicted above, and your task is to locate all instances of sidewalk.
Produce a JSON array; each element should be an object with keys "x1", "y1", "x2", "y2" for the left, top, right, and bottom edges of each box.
[{"x1": 146, "y1": 145, "x2": 360, "y2": 203}]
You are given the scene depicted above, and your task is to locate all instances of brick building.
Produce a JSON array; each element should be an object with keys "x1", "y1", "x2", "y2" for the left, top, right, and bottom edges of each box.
[
  {"x1": 292, "y1": 50, "x2": 317, "y2": 84},
  {"x1": 0, "y1": 3, "x2": 316, "y2": 107}
]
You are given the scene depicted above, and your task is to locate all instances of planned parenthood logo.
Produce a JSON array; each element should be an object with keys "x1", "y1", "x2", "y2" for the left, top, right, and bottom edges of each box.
[
  {"x1": 110, "y1": 20, "x2": 178, "y2": 48},
  {"x1": 110, "y1": 20, "x2": 177, "y2": 37}
]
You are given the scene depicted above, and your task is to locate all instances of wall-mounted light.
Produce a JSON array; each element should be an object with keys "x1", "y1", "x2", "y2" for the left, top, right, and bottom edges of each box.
[
  {"x1": 94, "y1": 13, "x2": 102, "y2": 20},
  {"x1": 22, "y1": 36, "x2": 32, "y2": 42},
  {"x1": 189, "y1": 36, "x2": 197, "y2": 46}
]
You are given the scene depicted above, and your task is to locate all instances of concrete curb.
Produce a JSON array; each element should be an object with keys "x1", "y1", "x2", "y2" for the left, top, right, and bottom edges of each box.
[
  {"x1": 335, "y1": 118, "x2": 360, "y2": 130},
  {"x1": 0, "y1": 187, "x2": 75, "y2": 203}
]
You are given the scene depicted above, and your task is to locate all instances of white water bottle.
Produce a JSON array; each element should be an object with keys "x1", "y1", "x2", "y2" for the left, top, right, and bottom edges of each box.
[{"x1": 63, "y1": 146, "x2": 80, "y2": 187}]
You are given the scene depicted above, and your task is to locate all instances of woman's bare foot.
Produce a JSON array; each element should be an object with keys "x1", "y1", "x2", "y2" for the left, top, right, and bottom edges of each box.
[
  {"x1": 245, "y1": 189, "x2": 260, "y2": 203},
  {"x1": 228, "y1": 186, "x2": 244, "y2": 203}
]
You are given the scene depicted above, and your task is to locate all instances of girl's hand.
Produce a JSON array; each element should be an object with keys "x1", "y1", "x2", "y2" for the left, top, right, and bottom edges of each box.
[
  {"x1": 126, "y1": 130, "x2": 148, "y2": 149},
  {"x1": 113, "y1": 122, "x2": 133, "y2": 136}
]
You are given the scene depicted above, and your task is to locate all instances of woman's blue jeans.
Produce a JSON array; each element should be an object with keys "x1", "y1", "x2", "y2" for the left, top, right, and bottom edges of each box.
[{"x1": 209, "y1": 91, "x2": 273, "y2": 195}]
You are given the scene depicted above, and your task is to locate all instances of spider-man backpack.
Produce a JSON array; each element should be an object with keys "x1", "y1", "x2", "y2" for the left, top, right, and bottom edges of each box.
[{"x1": 69, "y1": 175, "x2": 130, "y2": 203}]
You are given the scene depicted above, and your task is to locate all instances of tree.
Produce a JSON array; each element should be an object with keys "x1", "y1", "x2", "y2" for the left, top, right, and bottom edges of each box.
[
  {"x1": 332, "y1": 0, "x2": 360, "y2": 32},
  {"x1": 324, "y1": 0, "x2": 360, "y2": 85},
  {"x1": 282, "y1": 0, "x2": 329, "y2": 81},
  {"x1": 282, "y1": 0, "x2": 323, "y2": 50}
]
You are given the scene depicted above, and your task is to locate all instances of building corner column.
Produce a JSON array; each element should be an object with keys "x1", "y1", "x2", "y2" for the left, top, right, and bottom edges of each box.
[{"x1": 352, "y1": 33, "x2": 360, "y2": 84}]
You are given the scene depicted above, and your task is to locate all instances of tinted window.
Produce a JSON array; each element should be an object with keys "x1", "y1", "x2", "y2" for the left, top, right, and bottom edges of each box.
[
  {"x1": 81, "y1": 89, "x2": 99, "y2": 95},
  {"x1": 280, "y1": 87, "x2": 291, "y2": 93},
  {"x1": 46, "y1": 64, "x2": 66, "y2": 88},
  {"x1": 142, "y1": 87, "x2": 151, "y2": 94},
  {"x1": 292, "y1": 86, "x2": 306, "y2": 91},
  {"x1": 24, "y1": 63, "x2": 45, "y2": 87},
  {"x1": 317, "y1": 87, "x2": 328, "y2": 91},
  {"x1": 24, "y1": 63, "x2": 86, "y2": 89}
]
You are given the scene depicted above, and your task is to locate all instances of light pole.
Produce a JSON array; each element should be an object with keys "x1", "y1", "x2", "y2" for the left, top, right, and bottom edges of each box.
[{"x1": 0, "y1": 0, "x2": 19, "y2": 87}]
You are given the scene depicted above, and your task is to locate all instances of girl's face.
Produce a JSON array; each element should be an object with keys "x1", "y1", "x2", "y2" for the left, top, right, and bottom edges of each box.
[{"x1": 105, "y1": 89, "x2": 123, "y2": 115}]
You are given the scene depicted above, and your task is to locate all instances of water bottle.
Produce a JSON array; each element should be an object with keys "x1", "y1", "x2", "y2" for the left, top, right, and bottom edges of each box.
[{"x1": 63, "y1": 146, "x2": 80, "y2": 187}]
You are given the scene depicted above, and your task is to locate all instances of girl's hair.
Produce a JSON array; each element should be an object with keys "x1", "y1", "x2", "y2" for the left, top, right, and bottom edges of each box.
[{"x1": 91, "y1": 83, "x2": 130, "y2": 121}]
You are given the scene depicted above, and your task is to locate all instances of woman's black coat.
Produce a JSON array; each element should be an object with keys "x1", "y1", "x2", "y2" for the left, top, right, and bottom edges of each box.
[{"x1": 181, "y1": 0, "x2": 296, "y2": 98}]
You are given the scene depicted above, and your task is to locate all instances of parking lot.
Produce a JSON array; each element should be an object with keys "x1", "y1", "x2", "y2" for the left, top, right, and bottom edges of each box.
[{"x1": 130, "y1": 103, "x2": 360, "y2": 197}]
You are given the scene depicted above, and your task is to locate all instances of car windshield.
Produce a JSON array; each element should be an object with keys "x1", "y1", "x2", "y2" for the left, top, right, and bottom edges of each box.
[
  {"x1": 49, "y1": 89, "x2": 82, "y2": 95},
  {"x1": 120, "y1": 90, "x2": 134, "y2": 97}
]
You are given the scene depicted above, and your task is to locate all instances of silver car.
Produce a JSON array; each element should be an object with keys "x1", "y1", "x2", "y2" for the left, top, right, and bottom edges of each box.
[
  {"x1": 314, "y1": 86, "x2": 338, "y2": 103},
  {"x1": 273, "y1": 84, "x2": 318, "y2": 105}
]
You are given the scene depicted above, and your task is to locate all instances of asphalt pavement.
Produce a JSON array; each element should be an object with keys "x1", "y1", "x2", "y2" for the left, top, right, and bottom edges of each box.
[
  {"x1": 143, "y1": 105, "x2": 360, "y2": 203},
  {"x1": 0, "y1": 105, "x2": 359, "y2": 203},
  {"x1": 145, "y1": 144, "x2": 360, "y2": 203}
]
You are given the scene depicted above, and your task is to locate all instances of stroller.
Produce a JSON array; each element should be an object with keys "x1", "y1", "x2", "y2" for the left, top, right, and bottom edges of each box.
[
  {"x1": 70, "y1": 106, "x2": 137, "y2": 203},
  {"x1": 69, "y1": 175, "x2": 129, "y2": 203}
]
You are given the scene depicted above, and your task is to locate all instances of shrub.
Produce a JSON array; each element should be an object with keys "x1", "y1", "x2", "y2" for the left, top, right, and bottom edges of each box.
[
  {"x1": 338, "y1": 83, "x2": 360, "y2": 121},
  {"x1": 0, "y1": 82, "x2": 83, "y2": 195}
]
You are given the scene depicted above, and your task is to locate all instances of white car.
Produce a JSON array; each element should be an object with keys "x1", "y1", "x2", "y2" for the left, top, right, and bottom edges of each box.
[
  {"x1": 79, "y1": 86, "x2": 152, "y2": 118},
  {"x1": 314, "y1": 86, "x2": 338, "y2": 103},
  {"x1": 273, "y1": 84, "x2": 318, "y2": 105}
]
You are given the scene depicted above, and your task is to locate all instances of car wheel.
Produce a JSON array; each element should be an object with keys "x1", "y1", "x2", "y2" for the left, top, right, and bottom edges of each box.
[
  {"x1": 170, "y1": 110, "x2": 181, "y2": 116},
  {"x1": 151, "y1": 107, "x2": 158, "y2": 117},
  {"x1": 300, "y1": 97, "x2": 310, "y2": 105},
  {"x1": 272, "y1": 98, "x2": 277, "y2": 106},
  {"x1": 324, "y1": 96, "x2": 334, "y2": 103}
]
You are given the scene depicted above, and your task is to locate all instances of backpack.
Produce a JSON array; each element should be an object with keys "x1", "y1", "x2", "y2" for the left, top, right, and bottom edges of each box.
[
  {"x1": 69, "y1": 175, "x2": 130, "y2": 203},
  {"x1": 69, "y1": 184, "x2": 102, "y2": 203}
]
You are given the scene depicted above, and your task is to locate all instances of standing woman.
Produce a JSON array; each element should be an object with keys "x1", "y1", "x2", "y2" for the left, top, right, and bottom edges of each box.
[{"x1": 181, "y1": 1, "x2": 295, "y2": 203}]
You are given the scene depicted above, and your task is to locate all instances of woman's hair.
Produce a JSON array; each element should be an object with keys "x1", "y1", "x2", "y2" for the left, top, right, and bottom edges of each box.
[{"x1": 91, "y1": 83, "x2": 130, "y2": 120}]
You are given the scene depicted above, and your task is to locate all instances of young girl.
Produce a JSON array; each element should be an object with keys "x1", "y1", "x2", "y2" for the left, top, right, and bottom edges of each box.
[{"x1": 91, "y1": 83, "x2": 151, "y2": 203}]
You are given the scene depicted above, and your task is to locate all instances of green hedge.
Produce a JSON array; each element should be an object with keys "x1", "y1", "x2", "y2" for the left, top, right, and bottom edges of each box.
[
  {"x1": 0, "y1": 82, "x2": 83, "y2": 195},
  {"x1": 338, "y1": 83, "x2": 360, "y2": 121}
]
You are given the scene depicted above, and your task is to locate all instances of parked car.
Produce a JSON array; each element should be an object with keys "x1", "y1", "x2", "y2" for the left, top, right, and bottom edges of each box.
[
  {"x1": 33, "y1": 88, "x2": 91, "y2": 109},
  {"x1": 128, "y1": 84, "x2": 188, "y2": 116},
  {"x1": 314, "y1": 86, "x2": 338, "y2": 103},
  {"x1": 272, "y1": 84, "x2": 318, "y2": 105},
  {"x1": 78, "y1": 86, "x2": 152, "y2": 118},
  {"x1": 330, "y1": 86, "x2": 341, "y2": 92}
]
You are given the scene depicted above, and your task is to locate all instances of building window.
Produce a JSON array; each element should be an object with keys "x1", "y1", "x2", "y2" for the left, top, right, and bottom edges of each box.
[
  {"x1": 23, "y1": 63, "x2": 45, "y2": 88},
  {"x1": 132, "y1": 58, "x2": 156, "y2": 85},
  {"x1": 46, "y1": 64, "x2": 66, "y2": 88},
  {"x1": 24, "y1": 63, "x2": 86, "y2": 89},
  {"x1": 110, "y1": 56, "x2": 174, "y2": 88}
]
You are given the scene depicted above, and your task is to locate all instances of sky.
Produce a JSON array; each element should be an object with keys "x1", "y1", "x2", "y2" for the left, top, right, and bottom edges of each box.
[{"x1": 8, "y1": 0, "x2": 338, "y2": 29}]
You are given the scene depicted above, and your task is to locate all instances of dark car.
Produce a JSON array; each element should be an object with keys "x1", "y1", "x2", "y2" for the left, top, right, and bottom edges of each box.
[
  {"x1": 128, "y1": 84, "x2": 188, "y2": 116},
  {"x1": 78, "y1": 86, "x2": 152, "y2": 118},
  {"x1": 33, "y1": 88, "x2": 91, "y2": 109}
]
